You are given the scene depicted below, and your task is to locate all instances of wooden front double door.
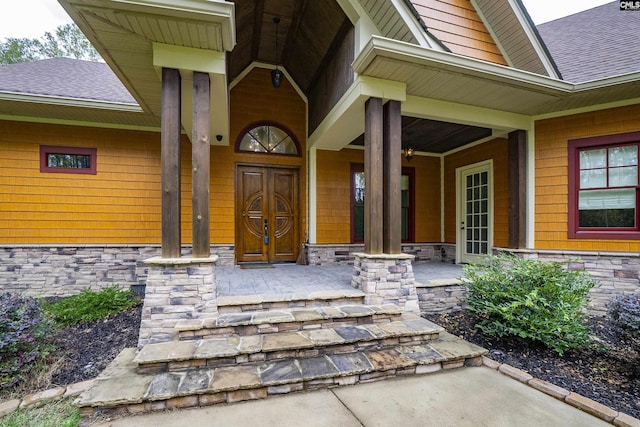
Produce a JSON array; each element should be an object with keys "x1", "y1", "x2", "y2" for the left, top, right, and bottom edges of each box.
[{"x1": 236, "y1": 166, "x2": 299, "y2": 263}]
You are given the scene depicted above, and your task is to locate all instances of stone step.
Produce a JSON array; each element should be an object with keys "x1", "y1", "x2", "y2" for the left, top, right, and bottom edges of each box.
[
  {"x1": 75, "y1": 332, "x2": 487, "y2": 417},
  {"x1": 216, "y1": 289, "x2": 366, "y2": 314},
  {"x1": 175, "y1": 303, "x2": 404, "y2": 340},
  {"x1": 136, "y1": 315, "x2": 443, "y2": 374}
]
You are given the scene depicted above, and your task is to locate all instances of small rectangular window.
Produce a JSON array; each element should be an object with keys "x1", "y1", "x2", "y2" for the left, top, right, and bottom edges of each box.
[{"x1": 40, "y1": 146, "x2": 97, "y2": 174}]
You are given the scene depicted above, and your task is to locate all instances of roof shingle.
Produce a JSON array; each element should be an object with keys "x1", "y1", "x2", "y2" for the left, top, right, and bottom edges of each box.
[
  {"x1": 536, "y1": 1, "x2": 640, "y2": 82},
  {"x1": 0, "y1": 57, "x2": 135, "y2": 104}
]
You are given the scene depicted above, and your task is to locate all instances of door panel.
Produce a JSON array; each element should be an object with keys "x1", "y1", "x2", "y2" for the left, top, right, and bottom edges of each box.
[
  {"x1": 237, "y1": 167, "x2": 268, "y2": 262},
  {"x1": 271, "y1": 169, "x2": 297, "y2": 261},
  {"x1": 237, "y1": 166, "x2": 299, "y2": 263}
]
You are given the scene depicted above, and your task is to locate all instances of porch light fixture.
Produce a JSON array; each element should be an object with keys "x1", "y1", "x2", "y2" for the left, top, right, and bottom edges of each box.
[
  {"x1": 403, "y1": 131, "x2": 414, "y2": 161},
  {"x1": 403, "y1": 147, "x2": 414, "y2": 161},
  {"x1": 271, "y1": 16, "x2": 283, "y2": 89}
]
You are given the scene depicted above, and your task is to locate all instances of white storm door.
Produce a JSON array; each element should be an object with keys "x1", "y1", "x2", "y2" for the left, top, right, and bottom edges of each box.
[{"x1": 457, "y1": 160, "x2": 493, "y2": 264}]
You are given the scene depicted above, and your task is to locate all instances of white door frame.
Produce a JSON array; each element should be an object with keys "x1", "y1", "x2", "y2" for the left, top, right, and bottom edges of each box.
[{"x1": 455, "y1": 159, "x2": 494, "y2": 264}]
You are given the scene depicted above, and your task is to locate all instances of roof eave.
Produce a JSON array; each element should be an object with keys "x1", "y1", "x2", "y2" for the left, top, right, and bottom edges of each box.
[
  {"x1": 353, "y1": 36, "x2": 571, "y2": 92},
  {"x1": 353, "y1": 36, "x2": 640, "y2": 116},
  {"x1": 0, "y1": 91, "x2": 143, "y2": 112}
]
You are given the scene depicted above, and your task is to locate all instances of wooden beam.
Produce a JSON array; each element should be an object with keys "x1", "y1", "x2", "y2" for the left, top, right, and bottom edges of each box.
[
  {"x1": 364, "y1": 97, "x2": 383, "y2": 254},
  {"x1": 250, "y1": 0, "x2": 265, "y2": 61},
  {"x1": 192, "y1": 72, "x2": 211, "y2": 258},
  {"x1": 383, "y1": 100, "x2": 402, "y2": 254},
  {"x1": 508, "y1": 129, "x2": 527, "y2": 249},
  {"x1": 161, "y1": 68, "x2": 182, "y2": 258}
]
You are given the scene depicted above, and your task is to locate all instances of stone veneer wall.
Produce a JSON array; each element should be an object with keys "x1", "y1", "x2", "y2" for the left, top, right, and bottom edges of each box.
[
  {"x1": 308, "y1": 243, "x2": 456, "y2": 265},
  {"x1": 414, "y1": 249, "x2": 640, "y2": 316},
  {"x1": 497, "y1": 248, "x2": 640, "y2": 315},
  {"x1": 139, "y1": 257, "x2": 218, "y2": 346},
  {"x1": 416, "y1": 280, "x2": 467, "y2": 314},
  {"x1": 351, "y1": 253, "x2": 419, "y2": 312},
  {"x1": 0, "y1": 245, "x2": 234, "y2": 297}
]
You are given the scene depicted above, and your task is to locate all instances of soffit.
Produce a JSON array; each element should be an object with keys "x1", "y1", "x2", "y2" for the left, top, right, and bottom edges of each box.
[
  {"x1": 354, "y1": 37, "x2": 640, "y2": 116},
  {"x1": 358, "y1": 0, "x2": 417, "y2": 44},
  {"x1": 471, "y1": 0, "x2": 557, "y2": 77},
  {"x1": 58, "y1": 0, "x2": 235, "y2": 121},
  {"x1": 0, "y1": 98, "x2": 157, "y2": 128}
]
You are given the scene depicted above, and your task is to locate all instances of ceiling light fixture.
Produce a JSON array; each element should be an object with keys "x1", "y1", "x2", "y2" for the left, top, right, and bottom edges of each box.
[
  {"x1": 271, "y1": 16, "x2": 283, "y2": 89},
  {"x1": 403, "y1": 131, "x2": 414, "y2": 161}
]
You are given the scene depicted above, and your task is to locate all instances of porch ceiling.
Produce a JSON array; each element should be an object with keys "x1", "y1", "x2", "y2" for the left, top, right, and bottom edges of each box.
[
  {"x1": 228, "y1": 0, "x2": 350, "y2": 94},
  {"x1": 348, "y1": 116, "x2": 492, "y2": 154}
]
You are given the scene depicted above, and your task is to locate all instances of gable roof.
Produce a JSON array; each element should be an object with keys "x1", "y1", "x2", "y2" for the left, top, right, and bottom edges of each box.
[
  {"x1": 0, "y1": 57, "x2": 135, "y2": 104},
  {"x1": 537, "y1": 1, "x2": 640, "y2": 82}
]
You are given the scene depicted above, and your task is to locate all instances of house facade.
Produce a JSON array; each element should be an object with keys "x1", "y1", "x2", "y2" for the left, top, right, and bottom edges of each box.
[{"x1": 0, "y1": 0, "x2": 639, "y2": 314}]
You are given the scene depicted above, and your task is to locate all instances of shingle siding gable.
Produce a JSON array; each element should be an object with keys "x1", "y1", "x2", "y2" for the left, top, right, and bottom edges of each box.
[{"x1": 410, "y1": 0, "x2": 508, "y2": 65}]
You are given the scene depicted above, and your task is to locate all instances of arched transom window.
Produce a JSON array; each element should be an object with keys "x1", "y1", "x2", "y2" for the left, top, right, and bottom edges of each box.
[{"x1": 237, "y1": 123, "x2": 299, "y2": 155}]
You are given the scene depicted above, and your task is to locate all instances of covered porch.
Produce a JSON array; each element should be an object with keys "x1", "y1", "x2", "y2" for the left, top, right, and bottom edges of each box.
[
  {"x1": 216, "y1": 262, "x2": 464, "y2": 297},
  {"x1": 215, "y1": 262, "x2": 466, "y2": 318}
]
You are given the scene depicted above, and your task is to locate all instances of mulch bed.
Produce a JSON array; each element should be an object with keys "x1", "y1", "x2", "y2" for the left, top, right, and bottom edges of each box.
[
  {"x1": 424, "y1": 310, "x2": 640, "y2": 420},
  {"x1": 50, "y1": 303, "x2": 142, "y2": 385}
]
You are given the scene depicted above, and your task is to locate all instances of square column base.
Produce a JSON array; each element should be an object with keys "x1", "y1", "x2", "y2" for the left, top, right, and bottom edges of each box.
[
  {"x1": 138, "y1": 256, "x2": 218, "y2": 346},
  {"x1": 351, "y1": 253, "x2": 419, "y2": 313}
]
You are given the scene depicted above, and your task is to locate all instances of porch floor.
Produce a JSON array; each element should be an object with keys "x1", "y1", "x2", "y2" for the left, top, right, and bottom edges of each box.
[{"x1": 216, "y1": 262, "x2": 464, "y2": 297}]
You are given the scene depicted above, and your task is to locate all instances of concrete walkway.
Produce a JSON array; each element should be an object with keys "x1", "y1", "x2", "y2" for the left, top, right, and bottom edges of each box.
[{"x1": 94, "y1": 367, "x2": 609, "y2": 427}]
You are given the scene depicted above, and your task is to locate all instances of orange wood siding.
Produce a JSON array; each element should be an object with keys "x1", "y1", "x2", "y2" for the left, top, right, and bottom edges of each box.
[
  {"x1": 535, "y1": 105, "x2": 640, "y2": 252},
  {"x1": 316, "y1": 149, "x2": 362, "y2": 243},
  {"x1": 0, "y1": 121, "x2": 163, "y2": 244},
  {"x1": 411, "y1": 0, "x2": 508, "y2": 65},
  {"x1": 0, "y1": 68, "x2": 307, "y2": 246},
  {"x1": 315, "y1": 149, "x2": 440, "y2": 244},
  {"x1": 443, "y1": 138, "x2": 509, "y2": 246},
  {"x1": 411, "y1": 155, "x2": 441, "y2": 242}
]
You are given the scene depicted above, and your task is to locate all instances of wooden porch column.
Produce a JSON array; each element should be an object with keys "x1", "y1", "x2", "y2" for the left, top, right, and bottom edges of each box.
[
  {"x1": 508, "y1": 129, "x2": 527, "y2": 248},
  {"x1": 191, "y1": 72, "x2": 211, "y2": 258},
  {"x1": 161, "y1": 68, "x2": 182, "y2": 258},
  {"x1": 383, "y1": 100, "x2": 402, "y2": 254},
  {"x1": 364, "y1": 97, "x2": 384, "y2": 254}
]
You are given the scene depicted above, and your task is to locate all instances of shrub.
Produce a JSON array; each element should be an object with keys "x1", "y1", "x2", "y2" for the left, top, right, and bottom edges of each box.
[
  {"x1": 608, "y1": 292, "x2": 640, "y2": 353},
  {"x1": 463, "y1": 254, "x2": 596, "y2": 355},
  {"x1": 44, "y1": 286, "x2": 138, "y2": 327},
  {"x1": 0, "y1": 293, "x2": 53, "y2": 390}
]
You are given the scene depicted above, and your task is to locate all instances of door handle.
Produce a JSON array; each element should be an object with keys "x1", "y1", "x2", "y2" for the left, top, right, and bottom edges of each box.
[
  {"x1": 264, "y1": 219, "x2": 269, "y2": 245},
  {"x1": 460, "y1": 221, "x2": 465, "y2": 230}
]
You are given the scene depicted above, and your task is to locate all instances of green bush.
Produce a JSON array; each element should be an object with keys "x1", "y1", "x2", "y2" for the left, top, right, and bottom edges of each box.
[
  {"x1": 608, "y1": 292, "x2": 640, "y2": 354},
  {"x1": 463, "y1": 254, "x2": 595, "y2": 355},
  {"x1": 0, "y1": 293, "x2": 53, "y2": 390},
  {"x1": 44, "y1": 286, "x2": 138, "y2": 327}
]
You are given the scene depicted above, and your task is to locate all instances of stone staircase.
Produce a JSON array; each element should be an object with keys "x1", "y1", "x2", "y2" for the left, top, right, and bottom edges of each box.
[{"x1": 75, "y1": 290, "x2": 487, "y2": 417}]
